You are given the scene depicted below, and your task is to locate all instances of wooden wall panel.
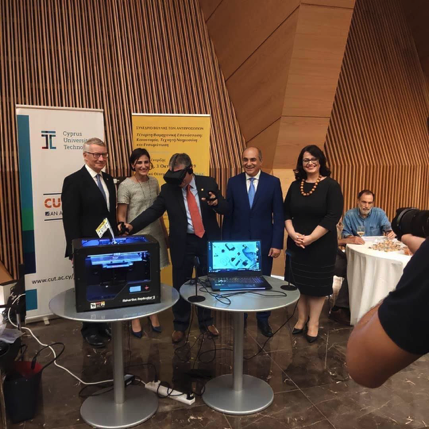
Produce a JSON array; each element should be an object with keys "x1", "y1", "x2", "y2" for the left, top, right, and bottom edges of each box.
[
  {"x1": 302, "y1": 0, "x2": 355, "y2": 8},
  {"x1": 202, "y1": 0, "x2": 353, "y2": 173},
  {"x1": 203, "y1": 0, "x2": 300, "y2": 80},
  {"x1": 271, "y1": 2, "x2": 354, "y2": 171},
  {"x1": 199, "y1": 0, "x2": 223, "y2": 20},
  {"x1": 0, "y1": 0, "x2": 245, "y2": 277},
  {"x1": 276, "y1": 117, "x2": 331, "y2": 167},
  {"x1": 226, "y1": 9, "x2": 299, "y2": 142},
  {"x1": 401, "y1": 0, "x2": 429, "y2": 92},
  {"x1": 246, "y1": 119, "x2": 281, "y2": 169},
  {"x1": 200, "y1": 0, "x2": 354, "y2": 274},
  {"x1": 282, "y1": 4, "x2": 354, "y2": 118},
  {"x1": 325, "y1": 0, "x2": 429, "y2": 218}
]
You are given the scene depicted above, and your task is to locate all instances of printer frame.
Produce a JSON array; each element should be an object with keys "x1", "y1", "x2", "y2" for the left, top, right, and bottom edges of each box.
[{"x1": 72, "y1": 235, "x2": 161, "y2": 312}]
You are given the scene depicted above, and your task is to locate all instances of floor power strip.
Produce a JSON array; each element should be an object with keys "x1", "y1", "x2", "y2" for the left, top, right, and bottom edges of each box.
[{"x1": 145, "y1": 381, "x2": 196, "y2": 405}]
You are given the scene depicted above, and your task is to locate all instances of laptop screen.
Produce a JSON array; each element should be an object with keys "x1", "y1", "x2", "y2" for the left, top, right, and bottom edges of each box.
[{"x1": 207, "y1": 241, "x2": 262, "y2": 274}]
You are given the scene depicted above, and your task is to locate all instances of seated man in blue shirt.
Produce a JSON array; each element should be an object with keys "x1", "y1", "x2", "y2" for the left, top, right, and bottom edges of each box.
[
  {"x1": 330, "y1": 190, "x2": 394, "y2": 325},
  {"x1": 342, "y1": 190, "x2": 395, "y2": 238}
]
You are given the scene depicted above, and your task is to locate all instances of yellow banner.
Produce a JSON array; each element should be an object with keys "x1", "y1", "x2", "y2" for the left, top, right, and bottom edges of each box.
[
  {"x1": 132, "y1": 114, "x2": 210, "y2": 179},
  {"x1": 131, "y1": 114, "x2": 211, "y2": 285}
]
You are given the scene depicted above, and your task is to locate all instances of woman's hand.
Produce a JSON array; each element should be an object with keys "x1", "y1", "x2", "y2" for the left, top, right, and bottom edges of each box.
[
  {"x1": 292, "y1": 232, "x2": 306, "y2": 248},
  {"x1": 301, "y1": 235, "x2": 314, "y2": 247}
]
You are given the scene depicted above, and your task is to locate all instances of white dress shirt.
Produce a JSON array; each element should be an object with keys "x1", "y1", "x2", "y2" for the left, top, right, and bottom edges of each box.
[{"x1": 245, "y1": 170, "x2": 261, "y2": 193}]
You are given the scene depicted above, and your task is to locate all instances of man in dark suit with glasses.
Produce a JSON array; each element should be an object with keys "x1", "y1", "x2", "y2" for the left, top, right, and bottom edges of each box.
[{"x1": 61, "y1": 137, "x2": 117, "y2": 348}]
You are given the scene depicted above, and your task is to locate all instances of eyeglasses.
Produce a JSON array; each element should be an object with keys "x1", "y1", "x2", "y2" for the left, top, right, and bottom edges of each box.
[
  {"x1": 303, "y1": 157, "x2": 318, "y2": 165},
  {"x1": 85, "y1": 152, "x2": 109, "y2": 159}
]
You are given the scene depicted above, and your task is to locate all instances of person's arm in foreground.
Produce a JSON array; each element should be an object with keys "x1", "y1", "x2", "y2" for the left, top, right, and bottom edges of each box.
[
  {"x1": 346, "y1": 303, "x2": 421, "y2": 388},
  {"x1": 347, "y1": 234, "x2": 426, "y2": 388}
]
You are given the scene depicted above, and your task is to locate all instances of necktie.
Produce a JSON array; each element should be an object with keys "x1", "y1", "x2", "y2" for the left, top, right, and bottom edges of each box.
[
  {"x1": 248, "y1": 177, "x2": 255, "y2": 208},
  {"x1": 187, "y1": 184, "x2": 205, "y2": 238},
  {"x1": 96, "y1": 174, "x2": 107, "y2": 203}
]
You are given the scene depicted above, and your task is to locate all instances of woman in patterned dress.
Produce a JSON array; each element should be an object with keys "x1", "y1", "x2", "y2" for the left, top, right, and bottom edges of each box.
[{"x1": 117, "y1": 148, "x2": 169, "y2": 337}]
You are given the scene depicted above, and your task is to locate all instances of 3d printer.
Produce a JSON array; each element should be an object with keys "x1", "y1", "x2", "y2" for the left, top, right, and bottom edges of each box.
[{"x1": 72, "y1": 235, "x2": 160, "y2": 312}]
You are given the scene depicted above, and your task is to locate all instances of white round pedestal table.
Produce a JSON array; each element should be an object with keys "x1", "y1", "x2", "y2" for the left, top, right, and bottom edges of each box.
[
  {"x1": 180, "y1": 276, "x2": 299, "y2": 415},
  {"x1": 50, "y1": 284, "x2": 179, "y2": 428}
]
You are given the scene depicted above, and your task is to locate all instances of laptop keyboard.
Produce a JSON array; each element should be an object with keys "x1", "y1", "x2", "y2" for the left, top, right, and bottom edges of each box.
[{"x1": 213, "y1": 277, "x2": 265, "y2": 284}]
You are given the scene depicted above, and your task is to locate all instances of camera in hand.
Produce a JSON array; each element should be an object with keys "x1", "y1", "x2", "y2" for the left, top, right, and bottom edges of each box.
[
  {"x1": 392, "y1": 208, "x2": 429, "y2": 239},
  {"x1": 204, "y1": 190, "x2": 217, "y2": 201}
]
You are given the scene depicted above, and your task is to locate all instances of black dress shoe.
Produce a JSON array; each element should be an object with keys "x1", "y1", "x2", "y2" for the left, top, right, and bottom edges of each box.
[
  {"x1": 257, "y1": 321, "x2": 273, "y2": 337},
  {"x1": 292, "y1": 327, "x2": 304, "y2": 335},
  {"x1": 83, "y1": 333, "x2": 107, "y2": 348},
  {"x1": 305, "y1": 334, "x2": 318, "y2": 343}
]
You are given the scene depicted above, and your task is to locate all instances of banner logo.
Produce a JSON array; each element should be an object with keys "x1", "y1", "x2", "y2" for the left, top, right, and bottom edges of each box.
[
  {"x1": 44, "y1": 197, "x2": 61, "y2": 208},
  {"x1": 43, "y1": 192, "x2": 62, "y2": 221},
  {"x1": 41, "y1": 130, "x2": 56, "y2": 149}
]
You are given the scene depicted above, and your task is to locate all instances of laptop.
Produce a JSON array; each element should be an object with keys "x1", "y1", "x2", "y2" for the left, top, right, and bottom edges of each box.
[{"x1": 207, "y1": 240, "x2": 272, "y2": 291}]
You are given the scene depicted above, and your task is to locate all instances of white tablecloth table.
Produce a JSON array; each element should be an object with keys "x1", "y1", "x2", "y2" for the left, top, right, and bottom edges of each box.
[{"x1": 346, "y1": 237, "x2": 411, "y2": 325}]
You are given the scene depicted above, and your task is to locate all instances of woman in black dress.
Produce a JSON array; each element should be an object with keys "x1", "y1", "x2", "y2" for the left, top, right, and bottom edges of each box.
[{"x1": 284, "y1": 145, "x2": 343, "y2": 342}]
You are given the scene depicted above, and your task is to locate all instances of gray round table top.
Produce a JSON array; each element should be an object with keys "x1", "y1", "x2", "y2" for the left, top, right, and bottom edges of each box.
[
  {"x1": 49, "y1": 284, "x2": 179, "y2": 323},
  {"x1": 180, "y1": 276, "x2": 299, "y2": 313}
]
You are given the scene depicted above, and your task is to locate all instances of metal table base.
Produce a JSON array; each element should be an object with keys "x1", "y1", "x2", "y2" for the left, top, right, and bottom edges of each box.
[
  {"x1": 81, "y1": 385, "x2": 158, "y2": 428},
  {"x1": 80, "y1": 322, "x2": 158, "y2": 428},
  {"x1": 202, "y1": 312, "x2": 274, "y2": 415}
]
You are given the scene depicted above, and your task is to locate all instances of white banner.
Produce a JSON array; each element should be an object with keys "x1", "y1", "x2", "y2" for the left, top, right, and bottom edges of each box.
[{"x1": 16, "y1": 105, "x2": 104, "y2": 321}]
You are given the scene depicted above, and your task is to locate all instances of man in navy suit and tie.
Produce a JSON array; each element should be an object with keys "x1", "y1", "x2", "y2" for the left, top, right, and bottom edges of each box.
[
  {"x1": 222, "y1": 147, "x2": 284, "y2": 337},
  {"x1": 62, "y1": 137, "x2": 117, "y2": 348}
]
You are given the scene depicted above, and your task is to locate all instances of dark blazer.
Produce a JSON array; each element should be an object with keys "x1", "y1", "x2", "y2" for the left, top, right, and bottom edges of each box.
[
  {"x1": 222, "y1": 171, "x2": 284, "y2": 257},
  {"x1": 62, "y1": 166, "x2": 117, "y2": 258},
  {"x1": 130, "y1": 175, "x2": 228, "y2": 267}
]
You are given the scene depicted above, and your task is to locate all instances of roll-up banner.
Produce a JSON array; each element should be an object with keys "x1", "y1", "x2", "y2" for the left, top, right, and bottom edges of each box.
[
  {"x1": 16, "y1": 105, "x2": 104, "y2": 322},
  {"x1": 131, "y1": 113, "x2": 211, "y2": 284}
]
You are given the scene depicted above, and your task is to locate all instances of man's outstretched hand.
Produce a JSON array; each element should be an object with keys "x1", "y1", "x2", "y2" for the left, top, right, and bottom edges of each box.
[{"x1": 118, "y1": 222, "x2": 133, "y2": 235}]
